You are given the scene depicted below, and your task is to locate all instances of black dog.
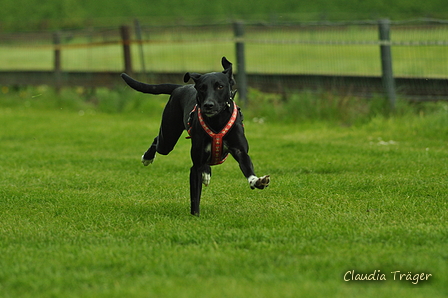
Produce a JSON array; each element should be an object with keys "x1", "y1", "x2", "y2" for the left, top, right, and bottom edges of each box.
[{"x1": 121, "y1": 57, "x2": 269, "y2": 216}]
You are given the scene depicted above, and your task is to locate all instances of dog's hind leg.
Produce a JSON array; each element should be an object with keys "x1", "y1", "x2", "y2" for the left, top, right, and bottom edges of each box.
[
  {"x1": 142, "y1": 136, "x2": 158, "y2": 166},
  {"x1": 154, "y1": 96, "x2": 185, "y2": 156},
  {"x1": 142, "y1": 94, "x2": 184, "y2": 166}
]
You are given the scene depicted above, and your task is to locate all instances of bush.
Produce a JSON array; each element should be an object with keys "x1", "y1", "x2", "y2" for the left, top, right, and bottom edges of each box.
[
  {"x1": 244, "y1": 88, "x2": 391, "y2": 125},
  {"x1": 1, "y1": 86, "x2": 446, "y2": 128}
]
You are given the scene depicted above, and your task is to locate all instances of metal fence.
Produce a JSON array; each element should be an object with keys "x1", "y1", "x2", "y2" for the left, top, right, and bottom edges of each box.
[{"x1": 1, "y1": 18, "x2": 448, "y2": 103}]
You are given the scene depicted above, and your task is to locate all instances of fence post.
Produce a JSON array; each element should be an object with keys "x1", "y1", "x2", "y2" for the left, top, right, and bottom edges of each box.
[
  {"x1": 378, "y1": 19, "x2": 396, "y2": 110},
  {"x1": 233, "y1": 21, "x2": 247, "y2": 106},
  {"x1": 53, "y1": 31, "x2": 62, "y2": 92},
  {"x1": 120, "y1": 25, "x2": 133, "y2": 76},
  {"x1": 134, "y1": 19, "x2": 147, "y2": 81}
]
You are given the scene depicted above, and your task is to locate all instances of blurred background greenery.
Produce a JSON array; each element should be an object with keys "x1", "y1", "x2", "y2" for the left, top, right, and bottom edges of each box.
[{"x1": 2, "y1": 0, "x2": 448, "y2": 31}]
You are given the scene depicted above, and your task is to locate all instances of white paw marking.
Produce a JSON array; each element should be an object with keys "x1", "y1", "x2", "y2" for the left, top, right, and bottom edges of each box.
[
  {"x1": 141, "y1": 155, "x2": 155, "y2": 166},
  {"x1": 248, "y1": 175, "x2": 270, "y2": 189},
  {"x1": 202, "y1": 172, "x2": 211, "y2": 186},
  {"x1": 248, "y1": 175, "x2": 258, "y2": 186}
]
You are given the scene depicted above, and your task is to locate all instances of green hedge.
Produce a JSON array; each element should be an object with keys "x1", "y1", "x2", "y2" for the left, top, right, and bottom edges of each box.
[{"x1": 2, "y1": 0, "x2": 448, "y2": 30}]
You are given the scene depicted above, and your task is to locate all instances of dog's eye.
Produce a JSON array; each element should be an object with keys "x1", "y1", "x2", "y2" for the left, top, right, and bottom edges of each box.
[{"x1": 217, "y1": 85, "x2": 224, "y2": 90}]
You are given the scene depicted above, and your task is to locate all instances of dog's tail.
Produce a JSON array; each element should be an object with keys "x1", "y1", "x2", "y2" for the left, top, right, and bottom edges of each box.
[{"x1": 121, "y1": 73, "x2": 182, "y2": 95}]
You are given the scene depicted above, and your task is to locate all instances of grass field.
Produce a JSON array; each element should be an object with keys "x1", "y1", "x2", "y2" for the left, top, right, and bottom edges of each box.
[{"x1": 0, "y1": 89, "x2": 447, "y2": 297}]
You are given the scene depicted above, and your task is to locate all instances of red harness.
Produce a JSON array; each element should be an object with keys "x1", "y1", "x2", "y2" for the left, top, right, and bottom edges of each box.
[{"x1": 187, "y1": 103, "x2": 238, "y2": 165}]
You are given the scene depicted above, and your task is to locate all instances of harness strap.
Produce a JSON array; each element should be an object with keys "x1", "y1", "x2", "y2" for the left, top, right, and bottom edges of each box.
[
  {"x1": 187, "y1": 103, "x2": 238, "y2": 165},
  {"x1": 199, "y1": 103, "x2": 238, "y2": 165},
  {"x1": 186, "y1": 105, "x2": 197, "y2": 137}
]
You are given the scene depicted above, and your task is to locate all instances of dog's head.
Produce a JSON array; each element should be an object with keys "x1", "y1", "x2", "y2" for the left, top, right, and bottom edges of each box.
[{"x1": 184, "y1": 57, "x2": 236, "y2": 117}]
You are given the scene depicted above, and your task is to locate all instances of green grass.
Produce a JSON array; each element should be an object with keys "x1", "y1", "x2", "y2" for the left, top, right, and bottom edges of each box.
[{"x1": 0, "y1": 89, "x2": 447, "y2": 297}]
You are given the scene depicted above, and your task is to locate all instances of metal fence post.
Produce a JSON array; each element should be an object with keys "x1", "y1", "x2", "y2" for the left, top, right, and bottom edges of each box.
[
  {"x1": 233, "y1": 21, "x2": 248, "y2": 106},
  {"x1": 53, "y1": 31, "x2": 62, "y2": 92},
  {"x1": 378, "y1": 19, "x2": 396, "y2": 110},
  {"x1": 120, "y1": 25, "x2": 133, "y2": 76},
  {"x1": 134, "y1": 19, "x2": 147, "y2": 81}
]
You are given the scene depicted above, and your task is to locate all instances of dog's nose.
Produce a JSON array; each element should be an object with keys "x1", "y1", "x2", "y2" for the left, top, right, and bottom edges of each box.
[{"x1": 204, "y1": 102, "x2": 214, "y2": 109}]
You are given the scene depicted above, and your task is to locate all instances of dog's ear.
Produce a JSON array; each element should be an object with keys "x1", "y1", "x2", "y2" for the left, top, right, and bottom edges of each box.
[
  {"x1": 221, "y1": 57, "x2": 235, "y2": 87},
  {"x1": 230, "y1": 89, "x2": 238, "y2": 100},
  {"x1": 184, "y1": 72, "x2": 201, "y2": 83},
  {"x1": 221, "y1": 57, "x2": 232, "y2": 70}
]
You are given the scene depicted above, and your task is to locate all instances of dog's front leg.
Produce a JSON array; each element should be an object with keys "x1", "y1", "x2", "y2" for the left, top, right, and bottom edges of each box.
[
  {"x1": 189, "y1": 136, "x2": 210, "y2": 216},
  {"x1": 231, "y1": 148, "x2": 270, "y2": 190},
  {"x1": 189, "y1": 165, "x2": 203, "y2": 216}
]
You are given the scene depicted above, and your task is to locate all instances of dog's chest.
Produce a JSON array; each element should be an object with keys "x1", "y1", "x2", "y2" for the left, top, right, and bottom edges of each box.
[
  {"x1": 205, "y1": 141, "x2": 229, "y2": 154},
  {"x1": 204, "y1": 139, "x2": 229, "y2": 165},
  {"x1": 188, "y1": 103, "x2": 238, "y2": 166}
]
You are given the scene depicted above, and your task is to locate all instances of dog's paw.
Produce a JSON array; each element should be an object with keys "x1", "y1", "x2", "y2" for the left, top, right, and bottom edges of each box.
[
  {"x1": 248, "y1": 175, "x2": 270, "y2": 189},
  {"x1": 141, "y1": 155, "x2": 155, "y2": 166},
  {"x1": 202, "y1": 172, "x2": 211, "y2": 186}
]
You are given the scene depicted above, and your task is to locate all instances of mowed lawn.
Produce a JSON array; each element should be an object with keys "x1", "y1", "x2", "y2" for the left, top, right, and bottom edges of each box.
[{"x1": 0, "y1": 94, "x2": 447, "y2": 298}]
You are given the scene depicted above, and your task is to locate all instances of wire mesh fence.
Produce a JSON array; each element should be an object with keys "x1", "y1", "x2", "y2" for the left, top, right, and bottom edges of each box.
[{"x1": 1, "y1": 19, "x2": 447, "y2": 100}]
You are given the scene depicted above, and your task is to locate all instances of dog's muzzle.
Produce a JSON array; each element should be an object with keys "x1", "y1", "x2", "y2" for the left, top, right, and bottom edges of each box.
[{"x1": 202, "y1": 101, "x2": 217, "y2": 117}]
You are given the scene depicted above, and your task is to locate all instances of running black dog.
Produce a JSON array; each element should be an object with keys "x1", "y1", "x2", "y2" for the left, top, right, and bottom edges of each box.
[{"x1": 121, "y1": 57, "x2": 269, "y2": 216}]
